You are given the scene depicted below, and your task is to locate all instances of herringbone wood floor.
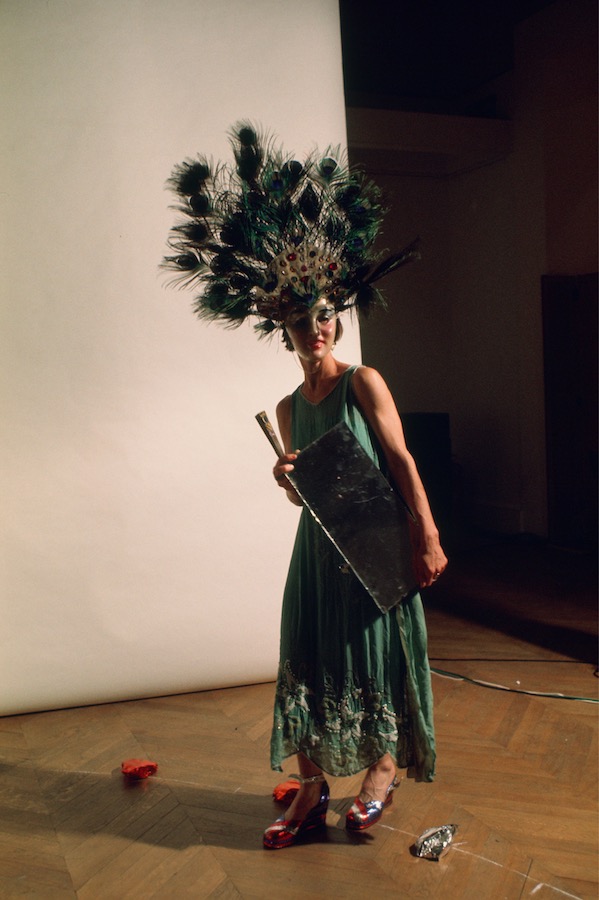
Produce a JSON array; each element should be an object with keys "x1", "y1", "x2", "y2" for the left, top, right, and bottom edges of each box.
[{"x1": 1, "y1": 541, "x2": 597, "y2": 899}]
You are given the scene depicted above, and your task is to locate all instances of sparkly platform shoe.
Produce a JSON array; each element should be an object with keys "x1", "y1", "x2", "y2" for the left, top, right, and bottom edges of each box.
[
  {"x1": 263, "y1": 774, "x2": 329, "y2": 849},
  {"x1": 345, "y1": 775, "x2": 399, "y2": 832}
]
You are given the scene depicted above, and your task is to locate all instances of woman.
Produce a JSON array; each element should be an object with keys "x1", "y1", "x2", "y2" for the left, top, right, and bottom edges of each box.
[
  {"x1": 162, "y1": 122, "x2": 447, "y2": 851},
  {"x1": 264, "y1": 298, "x2": 447, "y2": 849}
]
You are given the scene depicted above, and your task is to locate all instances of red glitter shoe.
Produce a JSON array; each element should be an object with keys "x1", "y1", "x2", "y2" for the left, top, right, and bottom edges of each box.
[{"x1": 263, "y1": 774, "x2": 329, "y2": 849}]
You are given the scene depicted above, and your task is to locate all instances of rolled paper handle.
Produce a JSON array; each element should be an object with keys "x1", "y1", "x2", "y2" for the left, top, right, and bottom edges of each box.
[{"x1": 255, "y1": 411, "x2": 285, "y2": 458}]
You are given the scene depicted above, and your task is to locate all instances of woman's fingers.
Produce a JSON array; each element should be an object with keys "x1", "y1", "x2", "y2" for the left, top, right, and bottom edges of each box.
[
  {"x1": 414, "y1": 551, "x2": 448, "y2": 588},
  {"x1": 273, "y1": 452, "x2": 297, "y2": 486}
]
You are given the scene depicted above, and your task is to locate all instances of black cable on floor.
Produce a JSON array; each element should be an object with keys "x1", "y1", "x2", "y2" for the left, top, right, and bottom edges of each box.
[{"x1": 431, "y1": 666, "x2": 598, "y2": 703}]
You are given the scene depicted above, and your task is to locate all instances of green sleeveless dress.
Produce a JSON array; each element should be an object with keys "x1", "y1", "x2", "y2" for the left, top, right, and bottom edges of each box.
[{"x1": 270, "y1": 366, "x2": 436, "y2": 781}]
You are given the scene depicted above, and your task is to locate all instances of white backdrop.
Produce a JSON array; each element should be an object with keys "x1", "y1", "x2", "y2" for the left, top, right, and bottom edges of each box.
[{"x1": 0, "y1": 0, "x2": 361, "y2": 715}]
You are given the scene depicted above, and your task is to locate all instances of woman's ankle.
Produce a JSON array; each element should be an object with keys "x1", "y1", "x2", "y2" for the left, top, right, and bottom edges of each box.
[
  {"x1": 297, "y1": 753, "x2": 323, "y2": 782},
  {"x1": 370, "y1": 758, "x2": 395, "y2": 776},
  {"x1": 361, "y1": 756, "x2": 396, "y2": 800},
  {"x1": 286, "y1": 781, "x2": 325, "y2": 820}
]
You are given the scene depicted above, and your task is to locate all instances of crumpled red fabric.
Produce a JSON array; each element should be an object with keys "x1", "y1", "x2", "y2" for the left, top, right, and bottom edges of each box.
[
  {"x1": 272, "y1": 778, "x2": 300, "y2": 804},
  {"x1": 121, "y1": 758, "x2": 158, "y2": 779}
]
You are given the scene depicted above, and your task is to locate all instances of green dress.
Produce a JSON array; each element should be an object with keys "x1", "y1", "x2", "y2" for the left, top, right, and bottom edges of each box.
[{"x1": 270, "y1": 366, "x2": 436, "y2": 781}]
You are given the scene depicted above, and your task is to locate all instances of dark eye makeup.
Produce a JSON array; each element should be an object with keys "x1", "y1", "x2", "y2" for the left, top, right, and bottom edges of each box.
[{"x1": 287, "y1": 307, "x2": 336, "y2": 329}]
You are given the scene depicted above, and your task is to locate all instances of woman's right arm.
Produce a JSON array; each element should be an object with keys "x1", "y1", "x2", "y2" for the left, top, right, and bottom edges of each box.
[{"x1": 273, "y1": 395, "x2": 302, "y2": 506}]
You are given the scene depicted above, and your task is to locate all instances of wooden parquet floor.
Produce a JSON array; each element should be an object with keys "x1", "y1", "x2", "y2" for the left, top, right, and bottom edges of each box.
[{"x1": 1, "y1": 540, "x2": 597, "y2": 899}]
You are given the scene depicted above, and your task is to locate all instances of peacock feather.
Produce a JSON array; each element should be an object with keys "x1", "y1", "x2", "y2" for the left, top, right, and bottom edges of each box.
[{"x1": 162, "y1": 122, "x2": 417, "y2": 340}]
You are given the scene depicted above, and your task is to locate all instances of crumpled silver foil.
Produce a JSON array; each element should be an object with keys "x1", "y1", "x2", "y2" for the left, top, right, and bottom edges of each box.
[{"x1": 414, "y1": 824, "x2": 458, "y2": 861}]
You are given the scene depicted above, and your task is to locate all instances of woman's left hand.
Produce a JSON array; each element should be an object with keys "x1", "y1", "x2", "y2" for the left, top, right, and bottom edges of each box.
[{"x1": 411, "y1": 532, "x2": 448, "y2": 589}]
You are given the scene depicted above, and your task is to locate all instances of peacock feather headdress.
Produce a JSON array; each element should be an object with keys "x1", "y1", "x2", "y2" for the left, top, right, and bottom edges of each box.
[{"x1": 162, "y1": 122, "x2": 418, "y2": 341}]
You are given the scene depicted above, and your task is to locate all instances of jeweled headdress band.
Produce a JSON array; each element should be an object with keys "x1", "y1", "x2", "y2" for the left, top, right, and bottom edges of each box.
[{"x1": 162, "y1": 122, "x2": 419, "y2": 341}]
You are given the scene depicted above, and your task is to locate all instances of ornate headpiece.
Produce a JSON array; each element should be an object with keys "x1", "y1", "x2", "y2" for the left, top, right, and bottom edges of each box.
[{"x1": 162, "y1": 122, "x2": 418, "y2": 341}]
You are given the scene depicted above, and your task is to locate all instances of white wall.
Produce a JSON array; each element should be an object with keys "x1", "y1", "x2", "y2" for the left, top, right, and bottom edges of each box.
[{"x1": 0, "y1": 0, "x2": 361, "y2": 716}]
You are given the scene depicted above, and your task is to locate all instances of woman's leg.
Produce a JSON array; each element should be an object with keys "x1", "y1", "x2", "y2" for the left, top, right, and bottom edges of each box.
[
  {"x1": 263, "y1": 753, "x2": 329, "y2": 848},
  {"x1": 283, "y1": 753, "x2": 327, "y2": 820},
  {"x1": 345, "y1": 752, "x2": 398, "y2": 831},
  {"x1": 359, "y1": 752, "x2": 396, "y2": 801}
]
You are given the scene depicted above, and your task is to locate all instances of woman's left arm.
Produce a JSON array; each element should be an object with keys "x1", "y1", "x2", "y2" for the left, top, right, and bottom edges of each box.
[{"x1": 352, "y1": 366, "x2": 448, "y2": 588}]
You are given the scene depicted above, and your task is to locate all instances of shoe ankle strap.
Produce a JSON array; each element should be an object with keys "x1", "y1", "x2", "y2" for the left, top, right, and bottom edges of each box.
[{"x1": 289, "y1": 772, "x2": 326, "y2": 784}]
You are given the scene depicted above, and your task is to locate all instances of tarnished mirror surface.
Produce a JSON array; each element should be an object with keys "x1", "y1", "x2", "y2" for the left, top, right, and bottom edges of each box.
[{"x1": 289, "y1": 422, "x2": 416, "y2": 612}]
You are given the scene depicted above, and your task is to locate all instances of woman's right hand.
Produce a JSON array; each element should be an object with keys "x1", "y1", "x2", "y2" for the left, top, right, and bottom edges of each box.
[
  {"x1": 273, "y1": 452, "x2": 302, "y2": 504},
  {"x1": 273, "y1": 452, "x2": 297, "y2": 487}
]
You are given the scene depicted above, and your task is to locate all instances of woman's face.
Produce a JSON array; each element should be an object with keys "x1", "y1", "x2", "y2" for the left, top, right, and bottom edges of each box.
[{"x1": 284, "y1": 298, "x2": 337, "y2": 361}]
